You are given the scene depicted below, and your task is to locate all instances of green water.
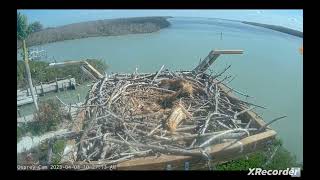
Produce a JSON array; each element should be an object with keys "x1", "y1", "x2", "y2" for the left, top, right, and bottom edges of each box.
[{"x1": 17, "y1": 17, "x2": 303, "y2": 163}]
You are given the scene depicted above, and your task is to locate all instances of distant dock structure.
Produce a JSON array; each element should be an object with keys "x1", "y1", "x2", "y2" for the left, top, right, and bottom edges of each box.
[
  {"x1": 28, "y1": 48, "x2": 47, "y2": 61},
  {"x1": 17, "y1": 77, "x2": 76, "y2": 106}
]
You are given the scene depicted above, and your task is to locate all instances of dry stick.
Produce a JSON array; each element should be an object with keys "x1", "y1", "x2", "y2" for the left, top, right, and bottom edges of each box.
[
  {"x1": 99, "y1": 77, "x2": 108, "y2": 99},
  {"x1": 199, "y1": 128, "x2": 250, "y2": 148},
  {"x1": 147, "y1": 124, "x2": 162, "y2": 136},
  {"x1": 150, "y1": 65, "x2": 165, "y2": 84},
  {"x1": 245, "y1": 119, "x2": 252, "y2": 129},
  {"x1": 108, "y1": 82, "x2": 131, "y2": 108},
  {"x1": 106, "y1": 81, "x2": 123, "y2": 108},
  {"x1": 176, "y1": 125, "x2": 198, "y2": 132},
  {"x1": 104, "y1": 137, "x2": 202, "y2": 156},
  {"x1": 85, "y1": 107, "x2": 99, "y2": 132},
  {"x1": 184, "y1": 76, "x2": 205, "y2": 87},
  {"x1": 227, "y1": 96, "x2": 267, "y2": 109},
  {"x1": 257, "y1": 116, "x2": 287, "y2": 132},
  {"x1": 87, "y1": 148, "x2": 99, "y2": 161},
  {"x1": 225, "y1": 75, "x2": 237, "y2": 84},
  {"x1": 116, "y1": 133, "x2": 139, "y2": 152},
  {"x1": 127, "y1": 125, "x2": 170, "y2": 140},
  {"x1": 161, "y1": 130, "x2": 167, "y2": 137},
  {"x1": 201, "y1": 113, "x2": 214, "y2": 134},
  {"x1": 192, "y1": 101, "x2": 210, "y2": 115},
  {"x1": 223, "y1": 83, "x2": 254, "y2": 99},
  {"x1": 120, "y1": 150, "x2": 152, "y2": 156},
  {"x1": 122, "y1": 126, "x2": 140, "y2": 144},
  {"x1": 214, "y1": 84, "x2": 219, "y2": 113},
  {"x1": 211, "y1": 65, "x2": 231, "y2": 79},
  {"x1": 217, "y1": 120, "x2": 232, "y2": 130},
  {"x1": 234, "y1": 106, "x2": 255, "y2": 119},
  {"x1": 148, "y1": 87, "x2": 176, "y2": 93},
  {"x1": 212, "y1": 75, "x2": 231, "y2": 86},
  {"x1": 161, "y1": 129, "x2": 257, "y2": 143}
]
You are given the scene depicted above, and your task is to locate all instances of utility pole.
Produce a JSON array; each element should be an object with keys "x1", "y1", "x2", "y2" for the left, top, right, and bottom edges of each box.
[{"x1": 23, "y1": 40, "x2": 39, "y2": 111}]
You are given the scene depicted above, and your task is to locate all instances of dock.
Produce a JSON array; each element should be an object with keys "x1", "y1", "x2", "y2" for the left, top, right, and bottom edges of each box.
[
  {"x1": 17, "y1": 78, "x2": 76, "y2": 106},
  {"x1": 17, "y1": 102, "x2": 83, "y2": 124}
]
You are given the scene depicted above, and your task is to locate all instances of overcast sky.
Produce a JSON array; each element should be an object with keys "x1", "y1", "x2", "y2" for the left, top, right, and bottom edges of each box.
[{"x1": 18, "y1": 10, "x2": 303, "y2": 31}]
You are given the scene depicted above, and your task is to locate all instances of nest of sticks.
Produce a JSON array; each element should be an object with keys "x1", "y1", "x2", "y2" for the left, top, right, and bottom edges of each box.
[{"x1": 73, "y1": 68, "x2": 265, "y2": 165}]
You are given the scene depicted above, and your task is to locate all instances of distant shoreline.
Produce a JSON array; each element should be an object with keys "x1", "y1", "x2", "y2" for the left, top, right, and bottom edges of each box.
[
  {"x1": 17, "y1": 16, "x2": 172, "y2": 49},
  {"x1": 17, "y1": 16, "x2": 302, "y2": 49},
  {"x1": 241, "y1": 21, "x2": 303, "y2": 38},
  {"x1": 176, "y1": 16, "x2": 303, "y2": 38}
]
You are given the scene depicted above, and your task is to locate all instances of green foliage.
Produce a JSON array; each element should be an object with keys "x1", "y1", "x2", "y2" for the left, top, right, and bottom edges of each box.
[
  {"x1": 29, "y1": 21, "x2": 43, "y2": 33},
  {"x1": 52, "y1": 140, "x2": 66, "y2": 164},
  {"x1": 215, "y1": 138, "x2": 301, "y2": 171},
  {"x1": 17, "y1": 99, "x2": 64, "y2": 138},
  {"x1": 17, "y1": 139, "x2": 67, "y2": 165},
  {"x1": 216, "y1": 151, "x2": 266, "y2": 171},
  {"x1": 17, "y1": 59, "x2": 107, "y2": 89},
  {"x1": 33, "y1": 99, "x2": 63, "y2": 133},
  {"x1": 17, "y1": 126, "x2": 26, "y2": 142},
  {"x1": 17, "y1": 12, "x2": 29, "y2": 40},
  {"x1": 264, "y1": 147, "x2": 298, "y2": 170}
]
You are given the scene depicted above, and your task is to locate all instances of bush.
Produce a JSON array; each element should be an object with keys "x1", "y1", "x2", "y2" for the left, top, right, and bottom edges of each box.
[
  {"x1": 51, "y1": 140, "x2": 66, "y2": 164},
  {"x1": 17, "y1": 99, "x2": 65, "y2": 140},
  {"x1": 33, "y1": 99, "x2": 63, "y2": 134},
  {"x1": 17, "y1": 126, "x2": 26, "y2": 142}
]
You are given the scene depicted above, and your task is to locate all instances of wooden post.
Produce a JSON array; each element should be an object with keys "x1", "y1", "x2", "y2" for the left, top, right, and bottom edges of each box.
[
  {"x1": 34, "y1": 82, "x2": 38, "y2": 95},
  {"x1": 56, "y1": 78, "x2": 59, "y2": 92},
  {"x1": 193, "y1": 50, "x2": 243, "y2": 74},
  {"x1": 77, "y1": 93, "x2": 80, "y2": 103},
  {"x1": 40, "y1": 82, "x2": 45, "y2": 96},
  {"x1": 68, "y1": 103, "x2": 72, "y2": 120},
  {"x1": 73, "y1": 78, "x2": 76, "y2": 90},
  {"x1": 69, "y1": 78, "x2": 72, "y2": 90},
  {"x1": 47, "y1": 139, "x2": 53, "y2": 165},
  {"x1": 17, "y1": 109, "x2": 21, "y2": 118}
]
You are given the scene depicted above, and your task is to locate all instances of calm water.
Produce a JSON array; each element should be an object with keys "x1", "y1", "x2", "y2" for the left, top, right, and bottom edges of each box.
[{"x1": 18, "y1": 17, "x2": 303, "y2": 162}]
